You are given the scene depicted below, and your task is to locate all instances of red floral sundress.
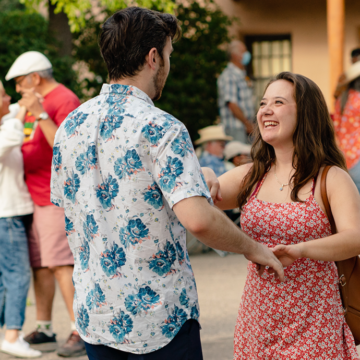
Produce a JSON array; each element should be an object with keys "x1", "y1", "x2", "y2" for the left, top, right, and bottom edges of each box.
[{"x1": 234, "y1": 174, "x2": 359, "y2": 360}]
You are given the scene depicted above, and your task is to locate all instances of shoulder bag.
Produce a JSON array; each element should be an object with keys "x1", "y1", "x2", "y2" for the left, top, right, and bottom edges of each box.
[{"x1": 320, "y1": 165, "x2": 360, "y2": 345}]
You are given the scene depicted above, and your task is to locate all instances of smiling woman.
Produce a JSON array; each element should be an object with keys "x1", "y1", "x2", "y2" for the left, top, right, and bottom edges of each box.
[{"x1": 204, "y1": 72, "x2": 360, "y2": 359}]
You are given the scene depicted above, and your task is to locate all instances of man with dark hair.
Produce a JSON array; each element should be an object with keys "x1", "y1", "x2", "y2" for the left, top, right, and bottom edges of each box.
[{"x1": 50, "y1": 7, "x2": 284, "y2": 360}]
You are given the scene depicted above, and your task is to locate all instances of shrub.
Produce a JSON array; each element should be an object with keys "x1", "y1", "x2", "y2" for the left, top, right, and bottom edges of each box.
[{"x1": 0, "y1": 10, "x2": 80, "y2": 101}]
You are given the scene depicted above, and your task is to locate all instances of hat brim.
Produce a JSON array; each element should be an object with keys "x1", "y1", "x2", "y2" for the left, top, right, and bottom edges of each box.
[{"x1": 194, "y1": 135, "x2": 233, "y2": 145}]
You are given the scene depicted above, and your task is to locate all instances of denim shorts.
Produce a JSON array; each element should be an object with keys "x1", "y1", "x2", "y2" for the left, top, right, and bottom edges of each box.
[
  {"x1": 84, "y1": 319, "x2": 203, "y2": 360},
  {"x1": 0, "y1": 215, "x2": 31, "y2": 329}
]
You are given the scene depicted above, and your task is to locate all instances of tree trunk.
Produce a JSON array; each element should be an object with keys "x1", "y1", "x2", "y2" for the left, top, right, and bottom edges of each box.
[{"x1": 48, "y1": 0, "x2": 72, "y2": 57}]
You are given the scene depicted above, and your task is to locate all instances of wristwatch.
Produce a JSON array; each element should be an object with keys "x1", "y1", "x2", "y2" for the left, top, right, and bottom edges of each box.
[{"x1": 36, "y1": 112, "x2": 49, "y2": 121}]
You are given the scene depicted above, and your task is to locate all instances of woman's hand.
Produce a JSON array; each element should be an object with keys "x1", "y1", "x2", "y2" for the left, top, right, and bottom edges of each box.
[
  {"x1": 201, "y1": 167, "x2": 222, "y2": 204},
  {"x1": 272, "y1": 244, "x2": 303, "y2": 267}
]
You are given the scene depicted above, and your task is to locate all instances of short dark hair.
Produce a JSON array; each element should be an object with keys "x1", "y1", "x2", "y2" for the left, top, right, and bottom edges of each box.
[
  {"x1": 351, "y1": 48, "x2": 360, "y2": 58},
  {"x1": 99, "y1": 7, "x2": 181, "y2": 81}
]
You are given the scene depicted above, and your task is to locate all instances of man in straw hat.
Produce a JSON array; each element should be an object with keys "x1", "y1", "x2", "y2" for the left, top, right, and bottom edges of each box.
[
  {"x1": 5, "y1": 51, "x2": 85, "y2": 357},
  {"x1": 50, "y1": 8, "x2": 284, "y2": 359},
  {"x1": 196, "y1": 125, "x2": 232, "y2": 177}
]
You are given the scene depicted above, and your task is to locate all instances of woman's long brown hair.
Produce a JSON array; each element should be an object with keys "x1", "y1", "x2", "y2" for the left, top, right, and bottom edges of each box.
[{"x1": 237, "y1": 72, "x2": 347, "y2": 209}]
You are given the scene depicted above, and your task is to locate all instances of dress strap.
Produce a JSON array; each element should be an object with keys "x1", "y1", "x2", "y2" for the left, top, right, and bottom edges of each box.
[
  {"x1": 311, "y1": 171, "x2": 320, "y2": 196},
  {"x1": 250, "y1": 172, "x2": 268, "y2": 199}
]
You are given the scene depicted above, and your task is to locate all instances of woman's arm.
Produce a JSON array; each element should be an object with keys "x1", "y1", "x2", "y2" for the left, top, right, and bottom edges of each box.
[
  {"x1": 0, "y1": 107, "x2": 26, "y2": 160},
  {"x1": 215, "y1": 163, "x2": 253, "y2": 210},
  {"x1": 274, "y1": 166, "x2": 360, "y2": 264}
]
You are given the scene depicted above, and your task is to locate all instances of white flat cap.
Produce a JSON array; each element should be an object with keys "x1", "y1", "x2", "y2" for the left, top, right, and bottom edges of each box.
[
  {"x1": 224, "y1": 141, "x2": 251, "y2": 160},
  {"x1": 5, "y1": 51, "x2": 52, "y2": 81}
]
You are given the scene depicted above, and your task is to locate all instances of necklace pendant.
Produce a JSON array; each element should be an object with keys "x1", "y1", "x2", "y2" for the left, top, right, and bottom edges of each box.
[{"x1": 280, "y1": 185, "x2": 284, "y2": 191}]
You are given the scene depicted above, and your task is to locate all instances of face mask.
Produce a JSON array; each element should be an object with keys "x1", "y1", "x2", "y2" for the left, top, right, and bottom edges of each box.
[{"x1": 241, "y1": 51, "x2": 252, "y2": 66}]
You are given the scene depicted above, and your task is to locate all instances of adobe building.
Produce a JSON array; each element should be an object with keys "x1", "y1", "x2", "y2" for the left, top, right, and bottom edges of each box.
[{"x1": 215, "y1": 0, "x2": 360, "y2": 111}]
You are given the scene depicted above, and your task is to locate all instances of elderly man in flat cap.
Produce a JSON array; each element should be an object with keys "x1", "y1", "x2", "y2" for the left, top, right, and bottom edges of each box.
[{"x1": 6, "y1": 51, "x2": 85, "y2": 357}]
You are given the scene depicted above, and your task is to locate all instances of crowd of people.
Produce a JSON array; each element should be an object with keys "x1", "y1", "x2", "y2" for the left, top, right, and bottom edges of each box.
[{"x1": 0, "y1": 6, "x2": 360, "y2": 360}]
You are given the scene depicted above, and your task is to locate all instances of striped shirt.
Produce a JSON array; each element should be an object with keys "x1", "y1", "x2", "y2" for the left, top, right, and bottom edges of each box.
[{"x1": 217, "y1": 63, "x2": 255, "y2": 130}]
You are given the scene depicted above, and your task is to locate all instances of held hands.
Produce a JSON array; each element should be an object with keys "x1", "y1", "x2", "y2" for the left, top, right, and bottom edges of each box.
[
  {"x1": 271, "y1": 244, "x2": 303, "y2": 267},
  {"x1": 201, "y1": 167, "x2": 222, "y2": 204},
  {"x1": 18, "y1": 88, "x2": 44, "y2": 119},
  {"x1": 245, "y1": 242, "x2": 285, "y2": 282}
]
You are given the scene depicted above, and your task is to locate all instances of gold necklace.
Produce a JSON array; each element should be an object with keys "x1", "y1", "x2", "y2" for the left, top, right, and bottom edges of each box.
[{"x1": 274, "y1": 165, "x2": 291, "y2": 191}]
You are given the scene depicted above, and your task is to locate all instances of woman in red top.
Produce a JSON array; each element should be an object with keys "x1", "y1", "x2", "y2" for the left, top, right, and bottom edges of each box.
[
  {"x1": 333, "y1": 61, "x2": 360, "y2": 192},
  {"x1": 208, "y1": 72, "x2": 360, "y2": 359}
]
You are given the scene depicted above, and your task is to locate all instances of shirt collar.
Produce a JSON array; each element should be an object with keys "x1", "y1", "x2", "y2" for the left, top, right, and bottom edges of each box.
[
  {"x1": 227, "y1": 62, "x2": 246, "y2": 77},
  {"x1": 100, "y1": 84, "x2": 154, "y2": 106}
]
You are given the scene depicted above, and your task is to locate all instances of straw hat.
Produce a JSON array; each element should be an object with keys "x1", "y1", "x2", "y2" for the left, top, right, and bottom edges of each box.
[
  {"x1": 224, "y1": 141, "x2": 251, "y2": 160},
  {"x1": 194, "y1": 125, "x2": 233, "y2": 145},
  {"x1": 340, "y1": 61, "x2": 360, "y2": 86}
]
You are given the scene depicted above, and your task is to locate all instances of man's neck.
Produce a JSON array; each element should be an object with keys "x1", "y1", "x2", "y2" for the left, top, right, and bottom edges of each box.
[
  {"x1": 230, "y1": 60, "x2": 245, "y2": 71},
  {"x1": 38, "y1": 78, "x2": 59, "y2": 97}
]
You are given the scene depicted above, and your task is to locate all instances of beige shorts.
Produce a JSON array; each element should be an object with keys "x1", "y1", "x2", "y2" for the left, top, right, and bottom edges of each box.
[{"x1": 28, "y1": 204, "x2": 74, "y2": 268}]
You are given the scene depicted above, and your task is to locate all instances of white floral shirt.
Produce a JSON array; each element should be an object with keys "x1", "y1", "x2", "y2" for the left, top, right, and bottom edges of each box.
[{"x1": 50, "y1": 84, "x2": 211, "y2": 354}]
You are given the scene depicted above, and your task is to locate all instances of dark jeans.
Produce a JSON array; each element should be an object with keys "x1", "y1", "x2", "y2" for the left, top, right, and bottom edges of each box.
[{"x1": 85, "y1": 319, "x2": 203, "y2": 360}]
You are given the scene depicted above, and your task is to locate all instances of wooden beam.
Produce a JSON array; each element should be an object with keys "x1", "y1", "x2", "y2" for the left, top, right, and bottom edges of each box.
[{"x1": 327, "y1": 0, "x2": 345, "y2": 112}]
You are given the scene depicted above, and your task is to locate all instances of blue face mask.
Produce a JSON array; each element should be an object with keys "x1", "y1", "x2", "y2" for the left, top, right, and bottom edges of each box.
[{"x1": 241, "y1": 51, "x2": 252, "y2": 66}]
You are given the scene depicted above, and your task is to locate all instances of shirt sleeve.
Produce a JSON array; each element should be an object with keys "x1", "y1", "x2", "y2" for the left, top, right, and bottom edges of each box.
[
  {"x1": 52, "y1": 97, "x2": 81, "y2": 127},
  {"x1": 0, "y1": 118, "x2": 24, "y2": 160},
  {"x1": 149, "y1": 120, "x2": 212, "y2": 209}
]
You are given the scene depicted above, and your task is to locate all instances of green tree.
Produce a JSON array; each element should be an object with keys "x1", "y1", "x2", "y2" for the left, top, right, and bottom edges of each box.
[
  {"x1": 156, "y1": 0, "x2": 231, "y2": 140},
  {"x1": 72, "y1": 0, "x2": 231, "y2": 140},
  {"x1": 21, "y1": 0, "x2": 176, "y2": 32},
  {"x1": 0, "y1": 9, "x2": 80, "y2": 101}
]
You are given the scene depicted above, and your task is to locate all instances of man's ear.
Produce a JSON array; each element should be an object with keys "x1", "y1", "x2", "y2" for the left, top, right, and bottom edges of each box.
[
  {"x1": 146, "y1": 47, "x2": 158, "y2": 70},
  {"x1": 31, "y1": 72, "x2": 41, "y2": 86}
]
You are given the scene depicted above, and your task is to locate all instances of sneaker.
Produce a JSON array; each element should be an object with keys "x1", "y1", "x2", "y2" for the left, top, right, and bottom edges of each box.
[
  {"x1": 1, "y1": 335, "x2": 42, "y2": 358},
  {"x1": 24, "y1": 330, "x2": 57, "y2": 352},
  {"x1": 57, "y1": 331, "x2": 86, "y2": 358}
]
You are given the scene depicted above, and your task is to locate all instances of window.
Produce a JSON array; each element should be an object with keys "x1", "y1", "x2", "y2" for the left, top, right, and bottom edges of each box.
[{"x1": 244, "y1": 35, "x2": 292, "y2": 106}]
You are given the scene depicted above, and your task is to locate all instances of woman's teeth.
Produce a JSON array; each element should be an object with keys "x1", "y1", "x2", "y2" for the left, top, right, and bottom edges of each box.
[{"x1": 264, "y1": 121, "x2": 278, "y2": 128}]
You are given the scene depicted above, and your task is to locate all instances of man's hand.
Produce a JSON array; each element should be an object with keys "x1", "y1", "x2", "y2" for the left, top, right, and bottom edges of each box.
[
  {"x1": 201, "y1": 167, "x2": 222, "y2": 204},
  {"x1": 272, "y1": 244, "x2": 303, "y2": 267},
  {"x1": 244, "y1": 242, "x2": 285, "y2": 282},
  {"x1": 18, "y1": 88, "x2": 45, "y2": 118}
]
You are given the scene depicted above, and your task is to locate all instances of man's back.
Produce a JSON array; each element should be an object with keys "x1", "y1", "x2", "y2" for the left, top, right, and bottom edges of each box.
[{"x1": 51, "y1": 84, "x2": 210, "y2": 353}]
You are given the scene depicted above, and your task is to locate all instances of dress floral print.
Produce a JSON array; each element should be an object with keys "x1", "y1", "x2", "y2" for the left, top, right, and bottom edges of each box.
[
  {"x1": 234, "y1": 174, "x2": 359, "y2": 360},
  {"x1": 50, "y1": 84, "x2": 210, "y2": 354}
]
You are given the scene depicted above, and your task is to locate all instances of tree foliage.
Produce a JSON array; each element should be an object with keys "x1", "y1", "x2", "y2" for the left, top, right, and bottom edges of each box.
[
  {"x1": 0, "y1": 8, "x2": 81, "y2": 102},
  {"x1": 21, "y1": 0, "x2": 176, "y2": 32}
]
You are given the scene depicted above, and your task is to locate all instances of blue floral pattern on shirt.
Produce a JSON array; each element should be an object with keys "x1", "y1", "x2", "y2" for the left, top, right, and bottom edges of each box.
[{"x1": 50, "y1": 84, "x2": 211, "y2": 354}]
